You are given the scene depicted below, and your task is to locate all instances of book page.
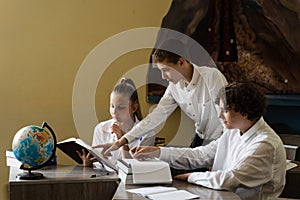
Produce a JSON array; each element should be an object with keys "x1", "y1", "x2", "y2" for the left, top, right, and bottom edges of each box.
[
  {"x1": 75, "y1": 138, "x2": 93, "y2": 150},
  {"x1": 127, "y1": 159, "x2": 172, "y2": 184},
  {"x1": 147, "y1": 190, "x2": 199, "y2": 200},
  {"x1": 57, "y1": 137, "x2": 77, "y2": 143},
  {"x1": 76, "y1": 139, "x2": 118, "y2": 172},
  {"x1": 286, "y1": 160, "x2": 298, "y2": 171},
  {"x1": 126, "y1": 186, "x2": 177, "y2": 196},
  {"x1": 121, "y1": 158, "x2": 169, "y2": 173}
]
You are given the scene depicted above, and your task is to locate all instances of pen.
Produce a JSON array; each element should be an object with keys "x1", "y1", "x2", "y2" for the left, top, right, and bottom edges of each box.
[
  {"x1": 90, "y1": 171, "x2": 113, "y2": 178},
  {"x1": 135, "y1": 136, "x2": 143, "y2": 154},
  {"x1": 99, "y1": 161, "x2": 105, "y2": 169}
]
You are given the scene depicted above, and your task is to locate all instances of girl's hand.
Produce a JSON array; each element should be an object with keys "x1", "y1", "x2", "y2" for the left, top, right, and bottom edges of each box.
[
  {"x1": 76, "y1": 149, "x2": 97, "y2": 166},
  {"x1": 111, "y1": 122, "x2": 125, "y2": 139}
]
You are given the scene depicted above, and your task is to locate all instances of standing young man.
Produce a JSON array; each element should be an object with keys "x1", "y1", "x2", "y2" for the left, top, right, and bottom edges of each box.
[{"x1": 96, "y1": 39, "x2": 228, "y2": 156}]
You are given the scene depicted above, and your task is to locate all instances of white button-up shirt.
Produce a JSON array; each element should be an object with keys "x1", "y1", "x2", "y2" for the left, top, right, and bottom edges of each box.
[
  {"x1": 92, "y1": 118, "x2": 155, "y2": 165},
  {"x1": 159, "y1": 117, "x2": 286, "y2": 200},
  {"x1": 124, "y1": 65, "x2": 228, "y2": 143}
]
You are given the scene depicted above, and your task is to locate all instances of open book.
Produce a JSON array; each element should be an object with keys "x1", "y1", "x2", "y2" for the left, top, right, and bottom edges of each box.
[
  {"x1": 286, "y1": 159, "x2": 298, "y2": 171},
  {"x1": 117, "y1": 158, "x2": 172, "y2": 184},
  {"x1": 57, "y1": 137, "x2": 117, "y2": 172},
  {"x1": 127, "y1": 186, "x2": 199, "y2": 200}
]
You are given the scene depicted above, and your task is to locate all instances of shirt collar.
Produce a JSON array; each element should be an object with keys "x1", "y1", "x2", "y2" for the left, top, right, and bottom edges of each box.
[
  {"x1": 240, "y1": 117, "x2": 265, "y2": 142},
  {"x1": 179, "y1": 64, "x2": 199, "y2": 89},
  {"x1": 133, "y1": 116, "x2": 140, "y2": 125}
]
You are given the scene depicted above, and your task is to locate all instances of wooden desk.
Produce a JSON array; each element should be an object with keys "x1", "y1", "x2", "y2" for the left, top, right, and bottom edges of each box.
[
  {"x1": 280, "y1": 161, "x2": 300, "y2": 199},
  {"x1": 113, "y1": 180, "x2": 241, "y2": 199},
  {"x1": 9, "y1": 165, "x2": 120, "y2": 200}
]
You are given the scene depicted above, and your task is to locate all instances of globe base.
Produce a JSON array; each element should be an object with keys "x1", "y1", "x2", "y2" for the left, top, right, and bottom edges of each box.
[{"x1": 17, "y1": 171, "x2": 44, "y2": 180}]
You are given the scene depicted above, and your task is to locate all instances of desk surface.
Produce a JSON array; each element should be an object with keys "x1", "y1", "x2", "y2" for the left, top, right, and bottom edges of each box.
[
  {"x1": 9, "y1": 165, "x2": 120, "y2": 200},
  {"x1": 9, "y1": 165, "x2": 120, "y2": 184},
  {"x1": 113, "y1": 179, "x2": 240, "y2": 200},
  {"x1": 9, "y1": 165, "x2": 240, "y2": 200}
]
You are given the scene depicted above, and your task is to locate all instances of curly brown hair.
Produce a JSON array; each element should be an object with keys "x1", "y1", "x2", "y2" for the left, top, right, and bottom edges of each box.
[{"x1": 216, "y1": 81, "x2": 267, "y2": 121}]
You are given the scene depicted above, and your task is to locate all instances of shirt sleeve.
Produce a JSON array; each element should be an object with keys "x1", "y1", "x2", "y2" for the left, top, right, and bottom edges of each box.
[
  {"x1": 140, "y1": 132, "x2": 156, "y2": 146},
  {"x1": 124, "y1": 86, "x2": 178, "y2": 143},
  {"x1": 92, "y1": 122, "x2": 122, "y2": 165},
  {"x1": 187, "y1": 140, "x2": 277, "y2": 191},
  {"x1": 205, "y1": 68, "x2": 228, "y2": 102},
  {"x1": 128, "y1": 131, "x2": 157, "y2": 148},
  {"x1": 159, "y1": 140, "x2": 218, "y2": 169},
  {"x1": 92, "y1": 123, "x2": 104, "y2": 146}
]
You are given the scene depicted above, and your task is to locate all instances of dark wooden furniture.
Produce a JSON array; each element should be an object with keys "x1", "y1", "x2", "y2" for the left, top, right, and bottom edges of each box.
[
  {"x1": 280, "y1": 161, "x2": 300, "y2": 199},
  {"x1": 277, "y1": 134, "x2": 300, "y2": 198},
  {"x1": 279, "y1": 134, "x2": 300, "y2": 161},
  {"x1": 9, "y1": 165, "x2": 120, "y2": 200}
]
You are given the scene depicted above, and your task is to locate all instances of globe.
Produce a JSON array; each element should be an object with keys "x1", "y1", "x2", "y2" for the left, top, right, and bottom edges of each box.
[{"x1": 12, "y1": 122, "x2": 56, "y2": 179}]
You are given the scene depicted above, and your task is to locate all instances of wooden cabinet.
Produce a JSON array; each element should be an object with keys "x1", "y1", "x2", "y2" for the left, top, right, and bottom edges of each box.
[
  {"x1": 9, "y1": 165, "x2": 120, "y2": 200},
  {"x1": 280, "y1": 161, "x2": 300, "y2": 199}
]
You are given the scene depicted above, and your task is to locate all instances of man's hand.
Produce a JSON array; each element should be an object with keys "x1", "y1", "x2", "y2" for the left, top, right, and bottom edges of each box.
[
  {"x1": 76, "y1": 149, "x2": 97, "y2": 166},
  {"x1": 93, "y1": 137, "x2": 128, "y2": 157},
  {"x1": 129, "y1": 146, "x2": 161, "y2": 160},
  {"x1": 92, "y1": 143, "x2": 113, "y2": 157},
  {"x1": 174, "y1": 173, "x2": 191, "y2": 181}
]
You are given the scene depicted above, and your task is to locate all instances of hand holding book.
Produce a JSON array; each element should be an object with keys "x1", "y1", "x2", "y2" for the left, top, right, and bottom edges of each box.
[
  {"x1": 76, "y1": 149, "x2": 97, "y2": 166},
  {"x1": 57, "y1": 137, "x2": 118, "y2": 172}
]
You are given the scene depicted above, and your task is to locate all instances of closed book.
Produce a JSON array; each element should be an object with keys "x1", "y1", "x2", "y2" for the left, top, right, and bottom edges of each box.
[
  {"x1": 6, "y1": 150, "x2": 22, "y2": 168},
  {"x1": 6, "y1": 149, "x2": 15, "y2": 158}
]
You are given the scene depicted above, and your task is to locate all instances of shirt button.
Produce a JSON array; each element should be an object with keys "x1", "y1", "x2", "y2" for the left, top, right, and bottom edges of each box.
[{"x1": 189, "y1": 103, "x2": 192, "y2": 106}]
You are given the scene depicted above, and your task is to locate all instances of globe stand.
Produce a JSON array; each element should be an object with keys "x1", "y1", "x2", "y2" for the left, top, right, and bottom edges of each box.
[
  {"x1": 12, "y1": 122, "x2": 57, "y2": 180},
  {"x1": 17, "y1": 169, "x2": 44, "y2": 180}
]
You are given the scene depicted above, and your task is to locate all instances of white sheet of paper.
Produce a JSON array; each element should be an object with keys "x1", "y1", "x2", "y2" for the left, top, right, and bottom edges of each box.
[
  {"x1": 147, "y1": 190, "x2": 199, "y2": 200},
  {"x1": 126, "y1": 186, "x2": 177, "y2": 196}
]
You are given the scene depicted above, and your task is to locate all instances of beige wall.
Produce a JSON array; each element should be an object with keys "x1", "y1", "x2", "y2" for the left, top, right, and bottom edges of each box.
[{"x1": 0, "y1": 1, "x2": 186, "y2": 199}]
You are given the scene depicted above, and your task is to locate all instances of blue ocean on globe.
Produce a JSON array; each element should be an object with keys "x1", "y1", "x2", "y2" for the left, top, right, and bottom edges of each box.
[{"x1": 12, "y1": 125, "x2": 55, "y2": 168}]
